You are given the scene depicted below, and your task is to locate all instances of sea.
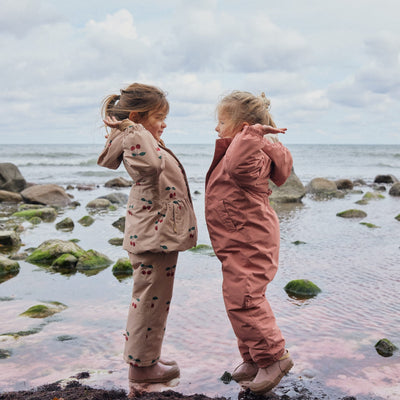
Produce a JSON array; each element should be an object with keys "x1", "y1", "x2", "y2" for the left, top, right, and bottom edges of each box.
[{"x1": 0, "y1": 143, "x2": 399, "y2": 399}]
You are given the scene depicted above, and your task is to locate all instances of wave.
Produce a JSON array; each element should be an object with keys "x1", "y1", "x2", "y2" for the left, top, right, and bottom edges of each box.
[{"x1": 19, "y1": 159, "x2": 98, "y2": 167}]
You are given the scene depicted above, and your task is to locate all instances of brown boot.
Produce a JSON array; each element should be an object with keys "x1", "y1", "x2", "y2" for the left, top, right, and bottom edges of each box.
[
  {"x1": 231, "y1": 361, "x2": 258, "y2": 382},
  {"x1": 129, "y1": 362, "x2": 180, "y2": 383},
  {"x1": 243, "y1": 350, "x2": 293, "y2": 394}
]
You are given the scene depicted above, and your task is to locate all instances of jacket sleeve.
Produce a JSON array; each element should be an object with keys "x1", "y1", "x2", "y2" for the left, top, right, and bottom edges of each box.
[
  {"x1": 121, "y1": 124, "x2": 164, "y2": 180},
  {"x1": 97, "y1": 128, "x2": 124, "y2": 170},
  {"x1": 224, "y1": 125, "x2": 271, "y2": 188},
  {"x1": 262, "y1": 140, "x2": 293, "y2": 186},
  {"x1": 225, "y1": 125, "x2": 293, "y2": 188}
]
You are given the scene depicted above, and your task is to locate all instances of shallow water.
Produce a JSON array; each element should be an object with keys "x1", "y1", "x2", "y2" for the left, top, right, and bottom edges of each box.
[{"x1": 0, "y1": 143, "x2": 400, "y2": 399}]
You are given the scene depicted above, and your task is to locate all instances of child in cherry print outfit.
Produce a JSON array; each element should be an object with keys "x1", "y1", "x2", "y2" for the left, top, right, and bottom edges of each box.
[
  {"x1": 205, "y1": 91, "x2": 294, "y2": 394},
  {"x1": 98, "y1": 83, "x2": 197, "y2": 384}
]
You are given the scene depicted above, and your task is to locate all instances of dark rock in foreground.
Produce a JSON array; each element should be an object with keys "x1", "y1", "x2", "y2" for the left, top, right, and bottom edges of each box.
[
  {"x1": 375, "y1": 338, "x2": 398, "y2": 357},
  {"x1": 389, "y1": 182, "x2": 400, "y2": 196},
  {"x1": 0, "y1": 163, "x2": 27, "y2": 192}
]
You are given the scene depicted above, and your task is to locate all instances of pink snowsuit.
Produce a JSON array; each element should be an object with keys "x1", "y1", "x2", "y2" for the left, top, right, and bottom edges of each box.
[{"x1": 205, "y1": 125, "x2": 293, "y2": 368}]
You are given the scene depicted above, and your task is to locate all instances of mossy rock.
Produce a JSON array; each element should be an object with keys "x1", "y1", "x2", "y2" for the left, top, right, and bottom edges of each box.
[
  {"x1": 360, "y1": 222, "x2": 380, "y2": 229},
  {"x1": 375, "y1": 338, "x2": 398, "y2": 357},
  {"x1": 112, "y1": 216, "x2": 125, "y2": 232},
  {"x1": 355, "y1": 199, "x2": 369, "y2": 206},
  {"x1": 52, "y1": 254, "x2": 78, "y2": 272},
  {"x1": 284, "y1": 279, "x2": 321, "y2": 299},
  {"x1": 395, "y1": 214, "x2": 400, "y2": 222},
  {"x1": 25, "y1": 239, "x2": 85, "y2": 266},
  {"x1": 220, "y1": 371, "x2": 232, "y2": 384},
  {"x1": 57, "y1": 335, "x2": 77, "y2": 342},
  {"x1": 12, "y1": 207, "x2": 57, "y2": 222},
  {"x1": 0, "y1": 230, "x2": 21, "y2": 247},
  {"x1": 0, "y1": 349, "x2": 12, "y2": 359},
  {"x1": 29, "y1": 216, "x2": 42, "y2": 225},
  {"x1": 20, "y1": 302, "x2": 67, "y2": 318},
  {"x1": 362, "y1": 192, "x2": 385, "y2": 200},
  {"x1": 76, "y1": 249, "x2": 112, "y2": 271},
  {"x1": 112, "y1": 258, "x2": 132, "y2": 279},
  {"x1": 292, "y1": 240, "x2": 306, "y2": 245},
  {"x1": 78, "y1": 215, "x2": 95, "y2": 226},
  {"x1": 188, "y1": 244, "x2": 215, "y2": 256},
  {"x1": 0, "y1": 255, "x2": 20, "y2": 283},
  {"x1": 0, "y1": 326, "x2": 43, "y2": 338},
  {"x1": 56, "y1": 217, "x2": 74, "y2": 231},
  {"x1": 108, "y1": 237, "x2": 124, "y2": 246},
  {"x1": 336, "y1": 209, "x2": 367, "y2": 219},
  {"x1": 86, "y1": 198, "x2": 112, "y2": 209}
]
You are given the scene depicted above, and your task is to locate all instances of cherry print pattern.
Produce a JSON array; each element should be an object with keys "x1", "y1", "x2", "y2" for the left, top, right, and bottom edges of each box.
[
  {"x1": 131, "y1": 143, "x2": 146, "y2": 157},
  {"x1": 129, "y1": 234, "x2": 138, "y2": 247}
]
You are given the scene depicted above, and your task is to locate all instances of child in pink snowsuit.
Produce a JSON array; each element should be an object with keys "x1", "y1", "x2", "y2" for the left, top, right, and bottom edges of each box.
[{"x1": 205, "y1": 91, "x2": 294, "y2": 394}]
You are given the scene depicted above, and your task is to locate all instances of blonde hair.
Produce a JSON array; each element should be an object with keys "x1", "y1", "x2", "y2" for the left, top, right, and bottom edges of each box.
[
  {"x1": 217, "y1": 90, "x2": 276, "y2": 130},
  {"x1": 101, "y1": 83, "x2": 169, "y2": 126}
]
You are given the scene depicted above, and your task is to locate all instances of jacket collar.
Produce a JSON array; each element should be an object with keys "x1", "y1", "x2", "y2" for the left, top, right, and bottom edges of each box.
[{"x1": 205, "y1": 138, "x2": 232, "y2": 187}]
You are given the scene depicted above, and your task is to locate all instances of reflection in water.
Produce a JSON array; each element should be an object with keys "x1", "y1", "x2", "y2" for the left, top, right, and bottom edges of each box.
[{"x1": 0, "y1": 186, "x2": 399, "y2": 400}]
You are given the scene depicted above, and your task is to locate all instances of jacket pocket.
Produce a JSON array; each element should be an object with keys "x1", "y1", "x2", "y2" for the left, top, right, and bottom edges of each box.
[{"x1": 215, "y1": 200, "x2": 244, "y2": 232}]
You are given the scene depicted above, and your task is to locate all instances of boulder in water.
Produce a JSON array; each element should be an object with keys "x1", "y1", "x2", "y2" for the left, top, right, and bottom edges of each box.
[
  {"x1": 0, "y1": 163, "x2": 27, "y2": 192},
  {"x1": 21, "y1": 184, "x2": 71, "y2": 207}
]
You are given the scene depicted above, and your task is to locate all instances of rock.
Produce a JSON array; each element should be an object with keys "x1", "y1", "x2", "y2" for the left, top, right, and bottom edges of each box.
[
  {"x1": 353, "y1": 179, "x2": 366, "y2": 186},
  {"x1": 0, "y1": 190, "x2": 23, "y2": 203},
  {"x1": 25, "y1": 239, "x2": 85, "y2": 266},
  {"x1": 86, "y1": 198, "x2": 112, "y2": 209},
  {"x1": 336, "y1": 209, "x2": 367, "y2": 219},
  {"x1": 12, "y1": 207, "x2": 57, "y2": 222},
  {"x1": 0, "y1": 163, "x2": 27, "y2": 192},
  {"x1": 335, "y1": 179, "x2": 354, "y2": 190},
  {"x1": 373, "y1": 184, "x2": 386, "y2": 192},
  {"x1": 306, "y1": 178, "x2": 343, "y2": 199},
  {"x1": 0, "y1": 349, "x2": 12, "y2": 359},
  {"x1": 389, "y1": 182, "x2": 400, "y2": 196},
  {"x1": 363, "y1": 191, "x2": 385, "y2": 200},
  {"x1": 56, "y1": 217, "x2": 74, "y2": 231},
  {"x1": 375, "y1": 338, "x2": 398, "y2": 357},
  {"x1": 19, "y1": 302, "x2": 67, "y2": 318},
  {"x1": 108, "y1": 237, "x2": 123, "y2": 246},
  {"x1": 395, "y1": 214, "x2": 400, "y2": 221},
  {"x1": 284, "y1": 279, "x2": 321, "y2": 299},
  {"x1": 76, "y1": 184, "x2": 96, "y2": 191},
  {"x1": 52, "y1": 254, "x2": 78, "y2": 272},
  {"x1": 0, "y1": 231, "x2": 21, "y2": 247},
  {"x1": 9, "y1": 252, "x2": 28, "y2": 261},
  {"x1": 355, "y1": 199, "x2": 369, "y2": 205},
  {"x1": 112, "y1": 258, "x2": 132, "y2": 279},
  {"x1": 292, "y1": 240, "x2": 306, "y2": 245},
  {"x1": 29, "y1": 216, "x2": 42, "y2": 225},
  {"x1": 193, "y1": 190, "x2": 201, "y2": 195},
  {"x1": 0, "y1": 255, "x2": 20, "y2": 282},
  {"x1": 360, "y1": 222, "x2": 380, "y2": 228},
  {"x1": 104, "y1": 177, "x2": 132, "y2": 188},
  {"x1": 374, "y1": 174, "x2": 398, "y2": 184},
  {"x1": 188, "y1": 244, "x2": 215, "y2": 256},
  {"x1": 269, "y1": 168, "x2": 306, "y2": 203},
  {"x1": 98, "y1": 192, "x2": 128, "y2": 205},
  {"x1": 112, "y1": 216, "x2": 125, "y2": 232},
  {"x1": 78, "y1": 215, "x2": 95, "y2": 226},
  {"x1": 21, "y1": 184, "x2": 72, "y2": 207},
  {"x1": 76, "y1": 249, "x2": 112, "y2": 271}
]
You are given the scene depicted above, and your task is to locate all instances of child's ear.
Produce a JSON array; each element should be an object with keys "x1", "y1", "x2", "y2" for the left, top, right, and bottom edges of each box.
[
  {"x1": 241, "y1": 122, "x2": 249, "y2": 130},
  {"x1": 129, "y1": 111, "x2": 139, "y2": 122}
]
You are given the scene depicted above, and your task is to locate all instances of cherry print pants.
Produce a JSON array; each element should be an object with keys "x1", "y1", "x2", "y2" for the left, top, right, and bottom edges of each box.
[
  {"x1": 221, "y1": 249, "x2": 285, "y2": 368},
  {"x1": 124, "y1": 251, "x2": 178, "y2": 367}
]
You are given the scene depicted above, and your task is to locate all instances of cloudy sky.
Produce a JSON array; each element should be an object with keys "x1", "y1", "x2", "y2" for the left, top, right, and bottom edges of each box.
[{"x1": 1, "y1": 0, "x2": 400, "y2": 145}]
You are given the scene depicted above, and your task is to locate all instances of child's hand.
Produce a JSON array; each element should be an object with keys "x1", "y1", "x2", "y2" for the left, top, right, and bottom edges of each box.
[
  {"x1": 253, "y1": 124, "x2": 287, "y2": 135},
  {"x1": 104, "y1": 116, "x2": 122, "y2": 129},
  {"x1": 103, "y1": 116, "x2": 122, "y2": 138}
]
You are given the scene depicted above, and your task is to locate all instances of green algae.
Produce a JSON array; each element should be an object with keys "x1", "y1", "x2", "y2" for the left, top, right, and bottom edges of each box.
[
  {"x1": 112, "y1": 258, "x2": 132, "y2": 280},
  {"x1": 188, "y1": 244, "x2": 215, "y2": 256},
  {"x1": 12, "y1": 207, "x2": 57, "y2": 222},
  {"x1": 76, "y1": 249, "x2": 112, "y2": 271},
  {"x1": 78, "y1": 215, "x2": 95, "y2": 226},
  {"x1": 336, "y1": 209, "x2": 367, "y2": 219},
  {"x1": 108, "y1": 237, "x2": 123, "y2": 246},
  {"x1": 292, "y1": 240, "x2": 306, "y2": 245},
  {"x1": 20, "y1": 302, "x2": 67, "y2": 318},
  {"x1": 360, "y1": 222, "x2": 380, "y2": 228},
  {"x1": 284, "y1": 279, "x2": 322, "y2": 299}
]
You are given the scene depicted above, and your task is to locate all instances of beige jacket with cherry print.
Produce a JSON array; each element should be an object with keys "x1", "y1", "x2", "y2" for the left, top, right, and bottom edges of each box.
[{"x1": 97, "y1": 122, "x2": 197, "y2": 254}]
